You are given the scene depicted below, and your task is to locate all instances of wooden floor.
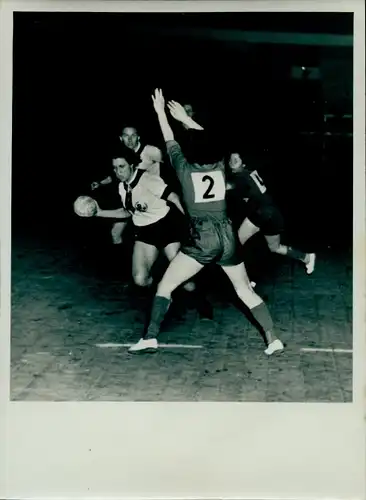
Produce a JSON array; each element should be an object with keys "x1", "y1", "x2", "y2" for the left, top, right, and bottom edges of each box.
[{"x1": 10, "y1": 234, "x2": 352, "y2": 402}]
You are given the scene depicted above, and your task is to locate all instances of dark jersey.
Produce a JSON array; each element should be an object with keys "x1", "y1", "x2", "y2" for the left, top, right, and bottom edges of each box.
[
  {"x1": 229, "y1": 168, "x2": 274, "y2": 212},
  {"x1": 166, "y1": 140, "x2": 227, "y2": 219},
  {"x1": 125, "y1": 142, "x2": 145, "y2": 167}
]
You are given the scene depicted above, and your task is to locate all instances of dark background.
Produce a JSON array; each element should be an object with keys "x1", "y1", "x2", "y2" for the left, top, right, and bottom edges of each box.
[{"x1": 12, "y1": 12, "x2": 353, "y2": 254}]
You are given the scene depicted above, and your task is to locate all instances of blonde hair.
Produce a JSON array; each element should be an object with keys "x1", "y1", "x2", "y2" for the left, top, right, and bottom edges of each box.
[
  {"x1": 143, "y1": 145, "x2": 163, "y2": 164},
  {"x1": 139, "y1": 145, "x2": 163, "y2": 175}
]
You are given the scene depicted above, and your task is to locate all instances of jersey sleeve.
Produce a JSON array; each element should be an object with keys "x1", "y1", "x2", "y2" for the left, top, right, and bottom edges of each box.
[
  {"x1": 142, "y1": 172, "x2": 169, "y2": 200},
  {"x1": 166, "y1": 140, "x2": 189, "y2": 174}
]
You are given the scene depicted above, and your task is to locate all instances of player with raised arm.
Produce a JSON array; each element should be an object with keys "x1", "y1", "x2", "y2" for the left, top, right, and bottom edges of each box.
[
  {"x1": 227, "y1": 152, "x2": 316, "y2": 274},
  {"x1": 128, "y1": 89, "x2": 284, "y2": 356}
]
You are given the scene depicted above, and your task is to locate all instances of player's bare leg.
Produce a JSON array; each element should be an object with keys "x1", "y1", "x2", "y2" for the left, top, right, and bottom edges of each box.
[
  {"x1": 220, "y1": 262, "x2": 284, "y2": 355},
  {"x1": 163, "y1": 242, "x2": 213, "y2": 318},
  {"x1": 132, "y1": 241, "x2": 160, "y2": 288},
  {"x1": 264, "y1": 234, "x2": 316, "y2": 274},
  {"x1": 238, "y1": 218, "x2": 260, "y2": 245},
  {"x1": 236, "y1": 218, "x2": 259, "y2": 287},
  {"x1": 129, "y1": 251, "x2": 204, "y2": 352},
  {"x1": 239, "y1": 219, "x2": 316, "y2": 275},
  {"x1": 163, "y1": 242, "x2": 196, "y2": 292},
  {"x1": 111, "y1": 221, "x2": 128, "y2": 245}
]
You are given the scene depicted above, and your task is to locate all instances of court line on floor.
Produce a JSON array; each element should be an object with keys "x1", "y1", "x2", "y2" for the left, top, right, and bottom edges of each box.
[
  {"x1": 300, "y1": 347, "x2": 352, "y2": 353},
  {"x1": 95, "y1": 343, "x2": 203, "y2": 349},
  {"x1": 95, "y1": 344, "x2": 352, "y2": 353}
]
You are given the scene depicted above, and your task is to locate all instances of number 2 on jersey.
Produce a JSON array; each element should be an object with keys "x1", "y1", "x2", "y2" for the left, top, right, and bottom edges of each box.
[
  {"x1": 202, "y1": 175, "x2": 215, "y2": 199},
  {"x1": 191, "y1": 170, "x2": 226, "y2": 203},
  {"x1": 250, "y1": 170, "x2": 267, "y2": 194}
]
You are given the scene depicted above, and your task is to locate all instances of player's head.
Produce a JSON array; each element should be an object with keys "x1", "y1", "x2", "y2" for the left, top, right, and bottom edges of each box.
[
  {"x1": 140, "y1": 145, "x2": 163, "y2": 165},
  {"x1": 183, "y1": 103, "x2": 194, "y2": 118},
  {"x1": 182, "y1": 129, "x2": 224, "y2": 165},
  {"x1": 112, "y1": 150, "x2": 136, "y2": 183},
  {"x1": 228, "y1": 152, "x2": 246, "y2": 173},
  {"x1": 119, "y1": 126, "x2": 140, "y2": 150}
]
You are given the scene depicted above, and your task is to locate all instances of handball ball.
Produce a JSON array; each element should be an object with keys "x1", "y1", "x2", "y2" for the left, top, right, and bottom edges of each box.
[{"x1": 74, "y1": 196, "x2": 98, "y2": 217}]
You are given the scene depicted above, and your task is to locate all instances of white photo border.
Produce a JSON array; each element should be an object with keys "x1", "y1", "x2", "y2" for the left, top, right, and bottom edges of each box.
[{"x1": 1, "y1": 1, "x2": 364, "y2": 499}]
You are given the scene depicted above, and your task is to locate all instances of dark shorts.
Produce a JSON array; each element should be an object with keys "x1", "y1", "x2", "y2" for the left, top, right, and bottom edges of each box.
[
  {"x1": 181, "y1": 216, "x2": 242, "y2": 267},
  {"x1": 134, "y1": 208, "x2": 181, "y2": 249},
  {"x1": 247, "y1": 204, "x2": 285, "y2": 236}
]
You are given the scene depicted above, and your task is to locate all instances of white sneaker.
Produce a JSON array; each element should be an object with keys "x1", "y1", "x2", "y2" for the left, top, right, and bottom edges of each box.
[
  {"x1": 264, "y1": 339, "x2": 284, "y2": 356},
  {"x1": 128, "y1": 338, "x2": 158, "y2": 353},
  {"x1": 305, "y1": 253, "x2": 316, "y2": 274}
]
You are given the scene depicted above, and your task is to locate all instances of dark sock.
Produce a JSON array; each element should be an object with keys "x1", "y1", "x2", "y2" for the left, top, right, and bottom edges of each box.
[
  {"x1": 250, "y1": 302, "x2": 274, "y2": 334},
  {"x1": 145, "y1": 296, "x2": 171, "y2": 339},
  {"x1": 287, "y1": 246, "x2": 307, "y2": 262}
]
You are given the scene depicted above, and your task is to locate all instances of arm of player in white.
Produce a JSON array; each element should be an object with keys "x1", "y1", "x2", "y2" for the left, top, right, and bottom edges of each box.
[
  {"x1": 167, "y1": 192, "x2": 185, "y2": 215},
  {"x1": 95, "y1": 206, "x2": 131, "y2": 219}
]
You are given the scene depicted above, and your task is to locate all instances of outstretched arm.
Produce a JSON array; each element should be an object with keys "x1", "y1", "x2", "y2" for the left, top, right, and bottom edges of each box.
[
  {"x1": 167, "y1": 101, "x2": 204, "y2": 130},
  {"x1": 95, "y1": 203, "x2": 131, "y2": 220},
  {"x1": 151, "y1": 88, "x2": 174, "y2": 142}
]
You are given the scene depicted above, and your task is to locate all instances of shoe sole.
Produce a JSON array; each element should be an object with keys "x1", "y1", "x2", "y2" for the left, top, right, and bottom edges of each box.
[
  {"x1": 265, "y1": 348, "x2": 284, "y2": 356},
  {"x1": 128, "y1": 347, "x2": 158, "y2": 354}
]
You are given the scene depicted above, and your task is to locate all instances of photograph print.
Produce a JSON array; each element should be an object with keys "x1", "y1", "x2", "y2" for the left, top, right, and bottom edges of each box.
[{"x1": 10, "y1": 10, "x2": 354, "y2": 402}]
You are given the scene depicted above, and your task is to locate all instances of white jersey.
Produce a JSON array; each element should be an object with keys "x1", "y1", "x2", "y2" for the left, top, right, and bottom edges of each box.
[{"x1": 118, "y1": 169, "x2": 170, "y2": 227}]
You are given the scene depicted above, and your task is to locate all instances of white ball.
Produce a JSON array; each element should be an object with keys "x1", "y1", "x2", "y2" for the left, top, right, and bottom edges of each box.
[{"x1": 74, "y1": 196, "x2": 97, "y2": 218}]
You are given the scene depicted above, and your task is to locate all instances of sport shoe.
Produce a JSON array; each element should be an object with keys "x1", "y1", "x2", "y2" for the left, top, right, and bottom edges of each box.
[
  {"x1": 305, "y1": 253, "x2": 316, "y2": 274},
  {"x1": 264, "y1": 339, "x2": 284, "y2": 356},
  {"x1": 128, "y1": 338, "x2": 158, "y2": 353}
]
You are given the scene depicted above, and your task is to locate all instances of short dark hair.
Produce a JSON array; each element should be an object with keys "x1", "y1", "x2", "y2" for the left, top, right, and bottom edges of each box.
[
  {"x1": 121, "y1": 125, "x2": 138, "y2": 133},
  {"x1": 180, "y1": 129, "x2": 224, "y2": 165},
  {"x1": 111, "y1": 144, "x2": 137, "y2": 166}
]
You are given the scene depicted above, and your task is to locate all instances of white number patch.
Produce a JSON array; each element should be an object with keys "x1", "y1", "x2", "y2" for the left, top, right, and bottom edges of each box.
[
  {"x1": 250, "y1": 170, "x2": 267, "y2": 194},
  {"x1": 191, "y1": 171, "x2": 226, "y2": 203}
]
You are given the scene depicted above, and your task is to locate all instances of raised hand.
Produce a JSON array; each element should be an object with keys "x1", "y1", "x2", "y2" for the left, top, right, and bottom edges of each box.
[
  {"x1": 151, "y1": 88, "x2": 165, "y2": 113},
  {"x1": 167, "y1": 100, "x2": 189, "y2": 123}
]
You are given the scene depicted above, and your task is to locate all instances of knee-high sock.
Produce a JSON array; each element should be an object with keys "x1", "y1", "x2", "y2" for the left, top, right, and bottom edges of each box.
[
  {"x1": 144, "y1": 296, "x2": 171, "y2": 339},
  {"x1": 286, "y1": 246, "x2": 307, "y2": 262},
  {"x1": 250, "y1": 302, "x2": 274, "y2": 335}
]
